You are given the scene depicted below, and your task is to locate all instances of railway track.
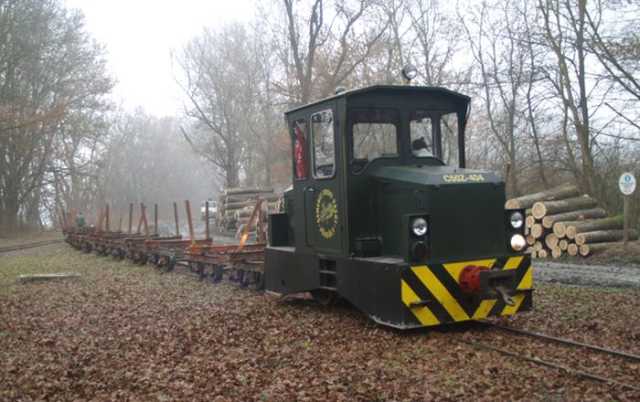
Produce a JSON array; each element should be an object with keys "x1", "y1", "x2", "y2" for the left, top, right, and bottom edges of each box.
[
  {"x1": 0, "y1": 239, "x2": 64, "y2": 254},
  {"x1": 464, "y1": 321, "x2": 640, "y2": 393}
]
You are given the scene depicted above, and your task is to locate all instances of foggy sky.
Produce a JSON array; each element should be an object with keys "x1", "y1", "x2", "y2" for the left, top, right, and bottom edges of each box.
[{"x1": 65, "y1": 0, "x2": 254, "y2": 116}]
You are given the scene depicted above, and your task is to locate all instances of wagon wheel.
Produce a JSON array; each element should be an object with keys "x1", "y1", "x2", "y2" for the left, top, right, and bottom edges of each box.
[
  {"x1": 311, "y1": 289, "x2": 337, "y2": 306},
  {"x1": 211, "y1": 265, "x2": 224, "y2": 283},
  {"x1": 239, "y1": 270, "x2": 250, "y2": 288},
  {"x1": 251, "y1": 271, "x2": 265, "y2": 291},
  {"x1": 197, "y1": 263, "x2": 206, "y2": 281},
  {"x1": 166, "y1": 256, "x2": 176, "y2": 272},
  {"x1": 137, "y1": 253, "x2": 148, "y2": 265}
]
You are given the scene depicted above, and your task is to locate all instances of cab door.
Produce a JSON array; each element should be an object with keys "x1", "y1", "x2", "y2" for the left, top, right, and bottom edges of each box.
[{"x1": 303, "y1": 107, "x2": 342, "y2": 255}]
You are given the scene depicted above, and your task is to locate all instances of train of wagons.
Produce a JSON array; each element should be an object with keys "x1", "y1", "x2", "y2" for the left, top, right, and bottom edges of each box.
[{"x1": 65, "y1": 83, "x2": 533, "y2": 330}]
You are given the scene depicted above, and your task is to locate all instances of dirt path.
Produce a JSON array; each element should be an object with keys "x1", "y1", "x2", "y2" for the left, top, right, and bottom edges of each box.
[{"x1": 534, "y1": 260, "x2": 640, "y2": 289}]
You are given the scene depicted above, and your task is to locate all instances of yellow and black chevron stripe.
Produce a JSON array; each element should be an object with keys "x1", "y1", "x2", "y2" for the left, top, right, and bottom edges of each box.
[{"x1": 401, "y1": 255, "x2": 532, "y2": 327}]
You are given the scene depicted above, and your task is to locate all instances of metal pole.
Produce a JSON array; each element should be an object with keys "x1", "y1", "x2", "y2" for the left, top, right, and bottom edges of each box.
[
  {"x1": 128, "y1": 203, "x2": 133, "y2": 234},
  {"x1": 624, "y1": 195, "x2": 630, "y2": 247},
  {"x1": 185, "y1": 200, "x2": 195, "y2": 244},
  {"x1": 173, "y1": 202, "x2": 180, "y2": 236},
  {"x1": 154, "y1": 204, "x2": 158, "y2": 236},
  {"x1": 205, "y1": 200, "x2": 210, "y2": 240}
]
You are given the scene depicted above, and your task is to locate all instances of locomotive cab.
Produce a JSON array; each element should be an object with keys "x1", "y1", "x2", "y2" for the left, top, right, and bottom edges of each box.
[{"x1": 266, "y1": 85, "x2": 532, "y2": 329}]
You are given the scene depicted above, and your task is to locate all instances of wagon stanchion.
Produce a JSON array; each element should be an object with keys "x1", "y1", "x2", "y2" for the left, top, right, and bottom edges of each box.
[
  {"x1": 105, "y1": 203, "x2": 110, "y2": 232},
  {"x1": 154, "y1": 203, "x2": 158, "y2": 237},
  {"x1": 128, "y1": 203, "x2": 133, "y2": 234},
  {"x1": 185, "y1": 200, "x2": 195, "y2": 244},
  {"x1": 205, "y1": 200, "x2": 211, "y2": 241},
  {"x1": 173, "y1": 202, "x2": 180, "y2": 237}
]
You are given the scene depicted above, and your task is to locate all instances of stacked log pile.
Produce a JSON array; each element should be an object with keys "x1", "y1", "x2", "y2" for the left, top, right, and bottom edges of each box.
[
  {"x1": 216, "y1": 188, "x2": 281, "y2": 232},
  {"x1": 506, "y1": 184, "x2": 634, "y2": 258}
]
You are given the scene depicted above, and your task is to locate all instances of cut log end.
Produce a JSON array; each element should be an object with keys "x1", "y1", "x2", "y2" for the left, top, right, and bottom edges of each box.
[
  {"x1": 531, "y1": 224, "x2": 544, "y2": 239},
  {"x1": 552, "y1": 222, "x2": 566, "y2": 238},
  {"x1": 567, "y1": 243, "x2": 578, "y2": 256},
  {"x1": 559, "y1": 239, "x2": 569, "y2": 251}
]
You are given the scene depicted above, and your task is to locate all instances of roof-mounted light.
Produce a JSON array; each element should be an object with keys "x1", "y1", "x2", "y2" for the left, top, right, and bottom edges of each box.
[{"x1": 401, "y1": 64, "x2": 418, "y2": 82}]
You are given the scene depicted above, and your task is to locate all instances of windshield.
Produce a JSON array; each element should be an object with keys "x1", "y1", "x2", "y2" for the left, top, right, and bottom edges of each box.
[
  {"x1": 410, "y1": 110, "x2": 460, "y2": 166},
  {"x1": 350, "y1": 108, "x2": 399, "y2": 163},
  {"x1": 410, "y1": 110, "x2": 434, "y2": 157}
]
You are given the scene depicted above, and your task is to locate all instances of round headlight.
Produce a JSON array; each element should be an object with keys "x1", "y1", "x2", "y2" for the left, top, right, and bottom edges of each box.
[
  {"x1": 509, "y1": 211, "x2": 524, "y2": 229},
  {"x1": 510, "y1": 234, "x2": 526, "y2": 251},
  {"x1": 411, "y1": 218, "x2": 428, "y2": 237},
  {"x1": 401, "y1": 64, "x2": 418, "y2": 81}
]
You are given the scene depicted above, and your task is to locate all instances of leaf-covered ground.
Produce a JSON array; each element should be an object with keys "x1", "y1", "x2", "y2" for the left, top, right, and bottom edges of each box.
[{"x1": 2, "y1": 244, "x2": 640, "y2": 401}]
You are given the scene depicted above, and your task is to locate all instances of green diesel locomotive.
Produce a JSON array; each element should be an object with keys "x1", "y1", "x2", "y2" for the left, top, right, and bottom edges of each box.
[{"x1": 265, "y1": 85, "x2": 531, "y2": 329}]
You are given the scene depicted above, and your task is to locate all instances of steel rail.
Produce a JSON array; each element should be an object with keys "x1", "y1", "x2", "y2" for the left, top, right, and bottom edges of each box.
[
  {"x1": 463, "y1": 340, "x2": 640, "y2": 392},
  {"x1": 0, "y1": 239, "x2": 64, "y2": 254},
  {"x1": 482, "y1": 321, "x2": 640, "y2": 363}
]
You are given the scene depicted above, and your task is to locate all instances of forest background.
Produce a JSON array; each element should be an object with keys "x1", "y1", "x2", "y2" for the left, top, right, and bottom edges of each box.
[{"x1": 0, "y1": 0, "x2": 638, "y2": 233}]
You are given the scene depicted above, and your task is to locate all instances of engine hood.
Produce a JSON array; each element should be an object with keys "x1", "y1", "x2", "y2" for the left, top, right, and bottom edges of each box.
[{"x1": 367, "y1": 165, "x2": 502, "y2": 187}]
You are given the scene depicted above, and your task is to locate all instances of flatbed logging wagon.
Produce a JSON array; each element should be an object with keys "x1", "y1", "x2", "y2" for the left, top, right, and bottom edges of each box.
[{"x1": 64, "y1": 82, "x2": 533, "y2": 330}]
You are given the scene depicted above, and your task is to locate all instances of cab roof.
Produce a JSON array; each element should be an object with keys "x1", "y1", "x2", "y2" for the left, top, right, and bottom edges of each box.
[{"x1": 284, "y1": 85, "x2": 471, "y2": 116}]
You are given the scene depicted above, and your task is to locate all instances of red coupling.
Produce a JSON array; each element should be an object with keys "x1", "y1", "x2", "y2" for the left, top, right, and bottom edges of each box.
[{"x1": 459, "y1": 265, "x2": 489, "y2": 294}]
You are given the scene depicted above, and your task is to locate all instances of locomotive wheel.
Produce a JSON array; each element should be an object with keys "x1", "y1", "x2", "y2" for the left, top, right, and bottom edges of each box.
[{"x1": 311, "y1": 289, "x2": 337, "y2": 306}]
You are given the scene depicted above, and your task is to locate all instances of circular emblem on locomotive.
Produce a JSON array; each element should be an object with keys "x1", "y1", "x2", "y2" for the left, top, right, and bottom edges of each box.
[{"x1": 315, "y1": 189, "x2": 338, "y2": 239}]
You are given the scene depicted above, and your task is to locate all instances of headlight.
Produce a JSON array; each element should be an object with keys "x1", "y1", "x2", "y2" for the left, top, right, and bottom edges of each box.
[
  {"x1": 509, "y1": 211, "x2": 524, "y2": 229},
  {"x1": 411, "y1": 218, "x2": 428, "y2": 237},
  {"x1": 510, "y1": 234, "x2": 526, "y2": 251}
]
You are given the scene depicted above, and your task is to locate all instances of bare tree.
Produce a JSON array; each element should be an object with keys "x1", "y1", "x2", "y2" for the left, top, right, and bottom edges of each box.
[
  {"x1": 176, "y1": 24, "x2": 261, "y2": 188},
  {"x1": 461, "y1": 1, "x2": 531, "y2": 195},
  {"x1": 539, "y1": 0, "x2": 598, "y2": 193},
  {"x1": 279, "y1": 0, "x2": 388, "y2": 105}
]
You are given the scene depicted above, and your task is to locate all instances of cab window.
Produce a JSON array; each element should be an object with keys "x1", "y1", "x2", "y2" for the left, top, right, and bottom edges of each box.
[
  {"x1": 351, "y1": 109, "x2": 399, "y2": 162},
  {"x1": 293, "y1": 119, "x2": 308, "y2": 180},
  {"x1": 311, "y1": 110, "x2": 335, "y2": 178},
  {"x1": 410, "y1": 110, "x2": 434, "y2": 157},
  {"x1": 441, "y1": 112, "x2": 459, "y2": 166}
]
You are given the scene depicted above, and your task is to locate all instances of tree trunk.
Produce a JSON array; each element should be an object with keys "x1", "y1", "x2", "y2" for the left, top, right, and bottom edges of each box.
[
  {"x1": 505, "y1": 184, "x2": 579, "y2": 209},
  {"x1": 542, "y1": 207, "x2": 607, "y2": 229},
  {"x1": 565, "y1": 217, "x2": 624, "y2": 239},
  {"x1": 531, "y1": 195, "x2": 598, "y2": 219},
  {"x1": 580, "y1": 241, "x2": 623, "y2": 256},
  {"x1": 575, "y1": 229, "x2": 638, "y2": 246}
]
